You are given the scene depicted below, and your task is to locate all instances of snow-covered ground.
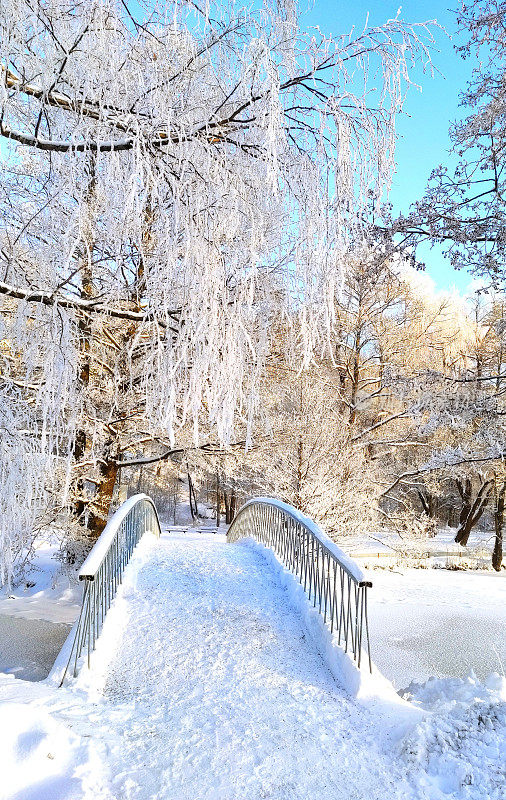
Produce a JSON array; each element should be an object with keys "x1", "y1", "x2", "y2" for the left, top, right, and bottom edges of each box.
[
  {"x1": 0, "y1": 540, "x2": 81, "y2": 624},
  {"x1": 0, "y1": 529, "x2": 504, "y2": 800},
  {"x1": 346, "y1": 526, "x2": 499, "y2": 569}
]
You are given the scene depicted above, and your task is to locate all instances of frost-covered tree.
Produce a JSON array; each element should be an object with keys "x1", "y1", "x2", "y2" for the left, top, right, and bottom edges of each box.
[
  {"x1": 381, "y1": 289, "x2": 506, "y2": 568},
  {"x1": 0, "y1": 0, "x2": 436, "y2": 579},
  {"x1": 398, "y1": 1, "x2": 506, "y2": 282}
]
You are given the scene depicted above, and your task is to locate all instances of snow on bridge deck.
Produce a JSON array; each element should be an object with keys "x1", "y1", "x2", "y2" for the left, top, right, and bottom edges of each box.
[{"x1": 59, "y1": 529, "x2": 420, "y2": 800}]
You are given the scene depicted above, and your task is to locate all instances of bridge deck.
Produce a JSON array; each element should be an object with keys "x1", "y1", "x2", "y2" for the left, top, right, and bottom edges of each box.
[{"x1": 67, "y1": 531, "x2": 418, "y2": 799}]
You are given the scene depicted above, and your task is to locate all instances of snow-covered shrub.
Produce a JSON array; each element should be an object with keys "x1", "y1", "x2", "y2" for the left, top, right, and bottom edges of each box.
[{"x1": 400, "y1": 673, "x2": 506, "y2": 799}]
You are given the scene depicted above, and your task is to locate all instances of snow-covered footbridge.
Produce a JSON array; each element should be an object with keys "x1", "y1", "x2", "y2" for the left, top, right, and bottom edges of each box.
[{"x1": 46, "y1": 495, "x2": 425, "y2": 799}]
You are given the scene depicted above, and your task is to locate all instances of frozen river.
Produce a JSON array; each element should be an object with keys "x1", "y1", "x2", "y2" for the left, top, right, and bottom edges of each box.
[
  {"x1": 0, "y1": 615, "x2": 71, "y2": 681},
  {"x1": 367, "y1": 567, "x2": 506, "y2": 690}
]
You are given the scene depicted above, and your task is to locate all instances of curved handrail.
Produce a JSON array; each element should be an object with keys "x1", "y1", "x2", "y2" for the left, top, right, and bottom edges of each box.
[
  {"x1": 58, "y1": 494, "x2": 161, "y2": 685},
  {"x1": 227, "y1": 497, "x2": 372, "y2": 670}
]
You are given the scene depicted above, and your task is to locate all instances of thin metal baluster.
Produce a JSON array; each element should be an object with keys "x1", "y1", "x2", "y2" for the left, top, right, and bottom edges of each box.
[
  {"x1": 338, "y1": 569, "x2": 345, "y2": 644},
  {"x1": 114, "y1": 534, "x2": 119, "y2": 591},
  {"x1": 120, "y1": 519, "x2": 125, "y2": 574},
  {"x1": 95, "y1": 568, "x2": 100, "y2": 632},
  {"x1": 317, "y1": 542, "x2": 322, "y2": 608},
  {"x1": 364, "y1": 588, "x2": 372, "y2": 672},
  {"x1": 101, "y1": 559, "x2": 105, "y2": 624},
  {"x1": 303, "y1": 531, "x2": 309, "y2": 592},
  {"x1": 87, "y1": 583, "x2": 92, "y2": 667},
  {"x1": 344, "y1": 576, "x2": 352, "y2": 653},
  {"x1": 320, "y1": 547, "x2": 325, "y2": 613},
  {"x1": 308, "y1": 536, "x2": 313, "y2": 601},
  {"x1": 109, "y1": 537, "x2": 113, "y2": 598},
  {"x1": 312, "y1": 540, "x2": 316, "y2": 605},
  {"x1": 290, "y1": 519, "x2": 298, "y2": 575},
  {"x1": 318, "y1": 544, "x2": 323, "y2": 611},
  {"x1": 103, "y1": 555, "x2": 107, "y2": 617},
  {"x1": 121, "y1": 518, "x2": 126, "y2": 579},
  {"x1": 90, "y1": 581, "x2": 95, "y2": 653},
  {"x1": 323, "y1": 551, "x2": 328, "y2": 622},
  {"x1": 353, "y1": 584, "x2": 360, "y2": 660},
  {"x1": 307, "y1": 536, "x2": 311, "y2": 598},
  {"x1": 93, "y1": 580, "x2": 98, "y2": 650},
  {"x1": 111, "y1": 540, "x2": 115, "y2": 596},
  {"x1": 294, "y1": 525, "x2": 299, "y2": 578},
  {"x1": 358, "y1": 587, "x2": 365, "y2": 668},
  {"x1": 293, "y1": 524, "x2": 298, "y2": 576},
  {"x1": 120, "y1": 520, "x2": 124, "y2": 577},
  {"x1": 325, "y1": 551, "x2": 331, "y2": 618},
  {"x1": 301, "y1": 527, "x2": 307, "y2": 586},
  {"x1": 74, "y1": 584, "x2": 91, "y2": 673},
  {"x1": 330, "y1": 559, "x2": 337, "y2": 633},
  {"x1": 98, "y1": 568, "x2": 103, "y2": 634},
  {"x1": 315, "y1": 541, "x2": 320, "y2": 609},
  {"x1": 108, "y1": 550, "x2": 112, "y2": 610},
  {"x1": 312, "y1": 537, "x2": 317, "y2": 604},
  {"x1": 292, "y1": 522, "x2": 297, "y2": 575},
  {"x1": 312, "y1": 539, "x2": 317, "y2": 606}
]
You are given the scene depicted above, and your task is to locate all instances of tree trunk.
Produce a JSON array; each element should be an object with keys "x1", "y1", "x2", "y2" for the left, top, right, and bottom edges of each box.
[
  {"x1": 223, "y1": 486, "x2": 236, "y2": 524},
  {"x1": 224, "y1": 491, "x2": 231, "y2": 524},
  {"x1": 417, "y1": 489, "x2": 436, "y2": 517},
  {"x1": 493, "y1": 481, "x2": 505, "y2": 571},
  {"x1": 216, "y1": 472, "x2": 221, "y2": 527},
  {"x1": 74, "y1": 160, "x2": 96, "y2": 498},
  {"x1": 295, "y1": 378, "x2": 304, "y2": 509},
  {"x1": 136, "y1": 464, "x2": 144, "y2": 493},
  {"x1": 188, "y1": 472, "x2": 198, "y2": 521},
  {"x1": 349, "y1": 333, "x2": 361, "y2": 426},
  {"x1": 229, "y1": 485, "x2": 237, "y2": 522},
  {"x1": 86, "y1": 448, "x2": 119, "y2": 539},
  {"x1": 456, "y1": 478, "x2": 473, "y2": 527},
  {"x1": 455, "y1": 479, "x2": 493, "y2": 546}
]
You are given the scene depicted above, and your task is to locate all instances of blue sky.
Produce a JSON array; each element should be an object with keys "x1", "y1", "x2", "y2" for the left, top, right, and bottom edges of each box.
[{"x1": 306, "y1": 1, "x2": 475, "y2": 293}]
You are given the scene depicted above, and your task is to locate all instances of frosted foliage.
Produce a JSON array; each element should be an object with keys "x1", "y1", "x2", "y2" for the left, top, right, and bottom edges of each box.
[
  {"x1": 0, "y1": 303, "x2": 78, "y2": 583},
  {"x1": 0, "y1": 1, "x2": 434, "y2": 578}
]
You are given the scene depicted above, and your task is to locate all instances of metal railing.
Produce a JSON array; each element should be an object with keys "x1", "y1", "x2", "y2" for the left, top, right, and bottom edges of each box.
[
  {"x1": 227, "y1": 498, "x2": 372, "y2": 671},
  {"x1": 59, "y1": 493, "x2": 161, "y2": 685}
]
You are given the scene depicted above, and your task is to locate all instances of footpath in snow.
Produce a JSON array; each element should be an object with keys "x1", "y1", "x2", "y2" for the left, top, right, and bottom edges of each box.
[{"x1": 0, "y1": 530, "x2": 505, "y2": 800}]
